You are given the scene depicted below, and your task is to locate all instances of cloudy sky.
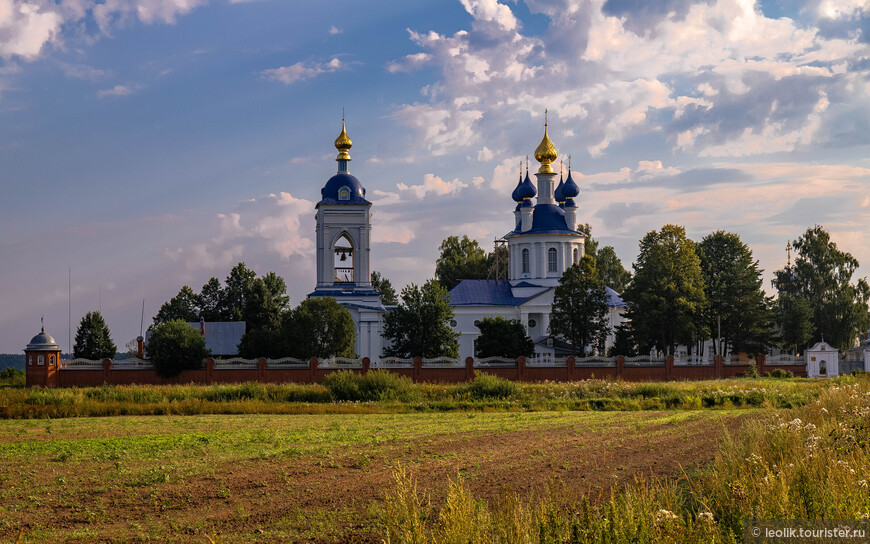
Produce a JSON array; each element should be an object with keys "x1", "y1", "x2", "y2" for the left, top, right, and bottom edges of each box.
[{"x1": 1, "y1": 0, "x2": 868, "y2": 353}]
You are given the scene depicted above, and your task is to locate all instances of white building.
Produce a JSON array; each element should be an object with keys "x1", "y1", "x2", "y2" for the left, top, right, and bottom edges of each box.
[
  {"x1": 447, "y1": 121, "x2": 626, "y2": 359},
  {"x1": 307, "y1": 119, "x2": 387, "y2": 359}
]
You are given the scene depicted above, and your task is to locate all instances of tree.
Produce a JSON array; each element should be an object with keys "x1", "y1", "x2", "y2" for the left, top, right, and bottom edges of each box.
[
  {"x1": 146, "y1": 319, "x2": 210, "y2": 377},
  {"x1": 772, "y1": 226, "x2": 870, "y2": 350},
  {"x1": 595, "y1": 246, "x2": 631, "y2": 293},
  {"x1": 153, "y1": 286, "x2": 200, "y2": 325},
  {"x1": 383, "y1": 279, "x2": 460, "y2": 358},
  {"x1": 223, "y1": 262, "x2": 258, "y2": 321},
  {"x1": 435, "y1": 235, "x2": 490, "y2": 290},
  {"x1": 550, "y1": 257, "x2": 611, "y2": 356},
  {"x1": 288, "y1": 298, "x2": 356, "y2": 359},
  {"x1": 776, "y1": 291, "x2": 814, "y2": 354},
  {"x1": 73, "y1": 311, "x2": 117, "y2": 359},
  {"x1": 698, "y1": 231, "x2": 774, "y2": 356},
  {"x1": 371, "y1": 271, "x2": 398, "y2": 305},
  {"x1": 473, "y1": 316, "x2": 534, "y2": 358},
  {"x1": 199, "y1": 277, "x2": 228, "y2": 321},
  {"x1": 622, "y1": 224, "x2": 707, "y2": 355}
]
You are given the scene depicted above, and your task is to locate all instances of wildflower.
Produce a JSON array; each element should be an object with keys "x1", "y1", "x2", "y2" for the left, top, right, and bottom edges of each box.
[
  {"x1": 656, "y1": 509, "x2": 679, "y2": 522},
  {"x1": 804, "y1": 423, "x2": 817, "y2": 432},
  {"x1": 698, "y1": 512, "x2": 714, "y2": 523},
  {"x1": 858, "y1": 480, "x2": 868, "y2": 489},
  {"x1": 820, "y1": 407, "x2": 829, "y2": 414}
]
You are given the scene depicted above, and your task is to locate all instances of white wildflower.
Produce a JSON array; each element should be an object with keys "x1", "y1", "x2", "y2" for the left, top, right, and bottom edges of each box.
[
  {"x1": 698, "y1": 512, "x2": 714, "y2": 523},
  {"x1": 656, "y1": 509, "x2": 679, "y2": 522}
]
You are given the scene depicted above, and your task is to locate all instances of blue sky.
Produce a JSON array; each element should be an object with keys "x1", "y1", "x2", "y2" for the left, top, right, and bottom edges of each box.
[{"x1": 1, "y1": 0, "x2": 868, "y2": 353}]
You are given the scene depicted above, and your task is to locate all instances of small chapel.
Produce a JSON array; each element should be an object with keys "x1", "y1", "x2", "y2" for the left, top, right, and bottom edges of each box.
[{"x1": 308, "y1": 116, "x2": 625, "y2": 360}]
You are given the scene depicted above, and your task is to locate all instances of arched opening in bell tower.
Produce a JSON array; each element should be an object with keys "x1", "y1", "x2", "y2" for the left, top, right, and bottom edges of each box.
[{"x1": 333, "y1": 233, "x2": 354, "y2": 283}]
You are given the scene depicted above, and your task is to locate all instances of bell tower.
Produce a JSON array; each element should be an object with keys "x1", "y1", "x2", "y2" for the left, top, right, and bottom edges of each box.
[
  {"x1": 25, "y1": 319, "x2": 62, "y2": 388},
  {"x1": 309, "y1": 116, "x2": 386, "y2": 359}
]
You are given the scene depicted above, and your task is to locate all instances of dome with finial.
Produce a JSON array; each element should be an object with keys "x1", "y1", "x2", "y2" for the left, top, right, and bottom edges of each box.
[
  {"x1": 511, "y1": 170, "x2": 523, "y2": 203},
  {"x1": 534, "y1": 110, "x2": 558, "y2": 174},
  {"x1": 334, "y1": 117, "x2": 352, "y2": 161},
  {"x1": 554, "y1": 172, "x2": 565, "y2": 205},
  {"x1": 27, "y1": 325, "x2": 59, "y2": 351},
  {"x1": 563, "y1": 168, "x2": 579, "y2": 200},
  {"x1": 517, "y1": 170, "x2": 536, "y2": 202}
]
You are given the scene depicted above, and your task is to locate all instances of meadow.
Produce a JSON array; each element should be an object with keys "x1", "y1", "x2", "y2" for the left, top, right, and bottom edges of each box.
[{"x1": 0, "y1": 373, "x2": 865, "y2": 543}]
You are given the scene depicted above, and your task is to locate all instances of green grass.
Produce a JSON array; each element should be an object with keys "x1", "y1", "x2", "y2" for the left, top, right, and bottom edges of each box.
[
  {"x1": 0, "y1": 373, "x2": 828, "y2": 419},
  {"x1": 380, "y1": 372, "x2": 870, "y2": 543}
]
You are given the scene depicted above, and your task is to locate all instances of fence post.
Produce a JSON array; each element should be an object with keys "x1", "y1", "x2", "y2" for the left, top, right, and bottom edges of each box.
[
  {"x1": 714, "y1": 355, "x2": 723, "y2": 379},
  {"x1": 257, "y1": 357, "x2": 266, "y2": 381},
  {"x1": 616, "y1": 355, "x2": 625, "y2": 379},
  {"x1": 102, "y1": 358, "x2": 112, "y2": 384},
  {"x1": 756, "y1": 354, "x2": 766, "y2": 375},
  {"x1": 206, "y1": 358, "x2": 215, "y2": 384},
  {"x1": 413, "y1": 357, "x2": 422, "y2": 382},
  {"x1": 666, "y1": 356, "x2": 674, "y2": 380},
  {"x1": 465, "y1": 357, "x2": 474, "y2": 381},
  {"x1": 518, "y1": 356, "x2": 526, "y2": 380},
  {"x1": 567, "y1": 356, "x2": 575, "y2": 381},
  {"x1": 362, "y1": 357, "x2": 370, "y2": 374},
  {"x1": 309, "y1": 357, "x2": 319, "y2": 383}
]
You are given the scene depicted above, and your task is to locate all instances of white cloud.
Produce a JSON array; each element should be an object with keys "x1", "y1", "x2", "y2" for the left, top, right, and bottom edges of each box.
[
  {"x1": 386, "y1": 52, "x2": 432, "y2": 73},
  {"x1": 328, "y1": 25, "x2": 342, "y2": 35},
  {"x1": 262, "y1": 57, "x2": 344, "y2": 85},
  {"x1": 97, "y1": 84, "x2": 135, "y2": 98},
  {"x1": 397, "y1": 173, "x2": 469, "y2": 199},
  {"x1": 0, "y1": 0, "x2": 63, "y2": 60}
]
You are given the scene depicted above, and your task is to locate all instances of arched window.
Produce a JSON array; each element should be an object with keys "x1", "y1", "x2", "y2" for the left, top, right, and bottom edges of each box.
[
  {"x1": 819, "y1": 360, "x2": 827, "y2": 376},
  {"x1": 334, "y1": 233, "x2": 354, "y2": 283},
  {"x1": 28, "y1": 356, "x2": 33, "y2": 366},
  {"x1": 338, "y1": 186, "x2": 351, "y2": 201},
  {"x1": 49, "y1": 355, "x2": 55, "y2": 366},
  {"x1": 522, "y1": 248, "x2": 530, "y2": 274},
  {"x1": 37, "y1": 355, "x2": 44, "y2": 366},
  {"x1": 548, "y1": 248, "x2": 557, "y2": 272},
  {"x1": 573, "y1": 248, "x2": 578, "y2": 263}
]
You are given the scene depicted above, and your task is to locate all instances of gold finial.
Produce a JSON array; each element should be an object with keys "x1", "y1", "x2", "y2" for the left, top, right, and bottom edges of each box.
[
  {"x1": 560, "y1": 159, "x2": 563, "y2": 177},
  {"x1": 534, "y1": 110, "x2": 557, "y2": 174},
  {"x1": 786, "y1": 241, "x2": 792, "y2": 268},
  {"x1": 568, "y1": 154, "x2": 572, "y2": 171},
  {"x1": 334, "y1": 110, "x2": 352, "y2": 162}
]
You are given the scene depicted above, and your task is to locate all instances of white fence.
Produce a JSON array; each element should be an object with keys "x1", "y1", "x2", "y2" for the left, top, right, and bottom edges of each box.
[
  {"x1": 266, "y1": 357, "x2": 308, "y2": 369},
  {"x1": 371, "y1": 357, "x2": 414, "y2": 369},
  {"x1": 421, "y1": 357, "x2": 462, "y2": 368},
  {"x1": 318, "y1": 357, "x2": 363, "y2": 369},
  {"x1": 474, "y1": 356, "x2": 517, "y2": 368}
]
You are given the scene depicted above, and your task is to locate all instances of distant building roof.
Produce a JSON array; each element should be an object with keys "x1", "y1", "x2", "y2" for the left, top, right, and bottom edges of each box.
[
  {"x1": 26, "y1": 328, "x2": 60, "y2": 351},
  {"x1": 145, "y1": 321, "x2": 246, "y2": 356}
]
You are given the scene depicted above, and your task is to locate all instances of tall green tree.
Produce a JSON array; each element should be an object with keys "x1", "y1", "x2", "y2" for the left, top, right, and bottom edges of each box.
[
  {"x1": 622, "y1": 224, "x2": 707, "y2": 355},
  {"x1": 288, "y1": 298, "x2": 356, "y2": 359},
  {"x1": 435, "y1": 235, "x2": 490, "y2": 290},
  {"x1": 383, "y1": 280, "x2": 459, "y2": 358},
  {"x1": 772, "y1": 226, "x2": 870, "y2": 350},
  {"x1": 199, "y1": 277, "x2": 228, "y2": 321},
  {"x1": 698, "y1": 231, "x2": 773, "y2": 356},
  {"x1": 147, "y1": 320, "x2": 210, "y2": 377},
  {"x1": 153, "y1": 286, "x2": 200, "y2": 325},
  {"x1": 595, "y1": 246, "x2": 631, "y2": 293},
  {"x1": 371, "y1": 271, "x2": 398, "y2": 305},
  {"x1": 223, "y1": 262, "x2": 258, "y2": 321},
  {"x1": 73, "y1": 311, "x2": 117, "y2": 360},
  {"x1": 776, "y1": 291, "x2": 814, "y2": 354},
  {"x1": 550, "y1": 257, "x2": 611, "y2": 356},
  {"x1": 474, "y1": 316, "x2": 534, "y2": 358}
]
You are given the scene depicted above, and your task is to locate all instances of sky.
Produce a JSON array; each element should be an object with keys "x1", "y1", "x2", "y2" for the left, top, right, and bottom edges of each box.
[{"x1": 1, "y1": 0, "x2": 869, "y2": 354}]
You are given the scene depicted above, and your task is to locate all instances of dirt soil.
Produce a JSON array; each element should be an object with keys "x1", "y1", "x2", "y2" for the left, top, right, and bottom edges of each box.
[{"x1": 0, "y1": 411, "x2": 750, "y2": 543}]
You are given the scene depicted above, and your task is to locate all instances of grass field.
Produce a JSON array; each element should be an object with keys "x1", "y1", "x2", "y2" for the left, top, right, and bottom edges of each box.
[{"x1": 0, "y1": 374, "x2": 865, "y2": 543}]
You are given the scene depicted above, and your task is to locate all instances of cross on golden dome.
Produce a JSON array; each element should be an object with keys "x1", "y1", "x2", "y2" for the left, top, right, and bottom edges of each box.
[{"x1": 534, "y1": 109, "x2": 557, "y2": 174}]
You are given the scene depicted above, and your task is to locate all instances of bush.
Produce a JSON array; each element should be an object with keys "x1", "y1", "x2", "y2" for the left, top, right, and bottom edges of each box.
[
  {"x1": 146, "y1": 320, "x2": 211, "y2": 378},
  {"x1": 0, "y1": 367, "x2": 24, "y2": 386},
  {"x1": 770, "y1": 368, "x2": 794, "y2": 378},
  {"x1": 322, "y1": 370, "x2": 419, "y2": 402},
  {"x1": 457, "y1": 373, "x2": 521, "y2": 400}
]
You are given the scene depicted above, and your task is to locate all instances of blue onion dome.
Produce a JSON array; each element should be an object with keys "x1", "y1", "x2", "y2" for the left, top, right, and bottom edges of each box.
[
  {"x1": 511, "y1": 172, "x2": 523, "y2": 203},
  {"x1": 517, "y1": 171, "x2": 536, "y2": 201},
  {"x1": 554, "y1": 174, "x2": 565, "y2": 204},
  {"x1": 563, "y1": 169, "x2": 580, "y2": 199},
  {"x1": 321, "y1": 173, "x2": 369, "y2": 204}
]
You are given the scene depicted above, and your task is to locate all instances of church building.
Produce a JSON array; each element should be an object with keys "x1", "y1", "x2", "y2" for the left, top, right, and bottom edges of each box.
[
  {"x1": 308, "y1": 116, "x2": 625, "y2": 360},
  {"x1": 447, "y1": 119, "x2": 625, "y2": 359}
]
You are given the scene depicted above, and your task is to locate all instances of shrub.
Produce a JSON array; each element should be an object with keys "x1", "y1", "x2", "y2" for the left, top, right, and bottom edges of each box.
[
  {"x1": 770, "y1": 368, "x2": 793, "y2": 378},
  {"x1": 0, "y1": 367, "x2": 24, "y2": 386},
  {"x1": 146, "y1": 320, "x2": 211, "y2": 378},
  {"x1": 456, "y1": 373, "x2": 521, "y2": 400},
  {"x1": 322, "y1": 370, "x2": 419, "y2": 402},
  {"x1": 746, "y1": 361, "x2": 759, "y2": 378}
]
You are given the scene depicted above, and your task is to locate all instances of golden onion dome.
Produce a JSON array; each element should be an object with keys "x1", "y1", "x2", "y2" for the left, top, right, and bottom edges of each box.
[
  {"x1": 334, "y1": 117, "x2": 352, "y2": 161},
  {"x1": 534, "y1": 112, "x2": 557, "y2": 174}
]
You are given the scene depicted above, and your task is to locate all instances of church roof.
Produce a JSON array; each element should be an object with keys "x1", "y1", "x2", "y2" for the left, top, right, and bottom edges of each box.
[
  {"x1": 449, "y1": 279, "x2": 625, "y2": 308},
  {"x1": 507, "y1": 204, "x2": 579, "y2": 236}
]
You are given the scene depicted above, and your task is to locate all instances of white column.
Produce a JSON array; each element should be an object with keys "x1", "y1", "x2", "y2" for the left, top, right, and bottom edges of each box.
[{"x1": 542, "y1": 312, "x2": 551, "y2": 336}]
